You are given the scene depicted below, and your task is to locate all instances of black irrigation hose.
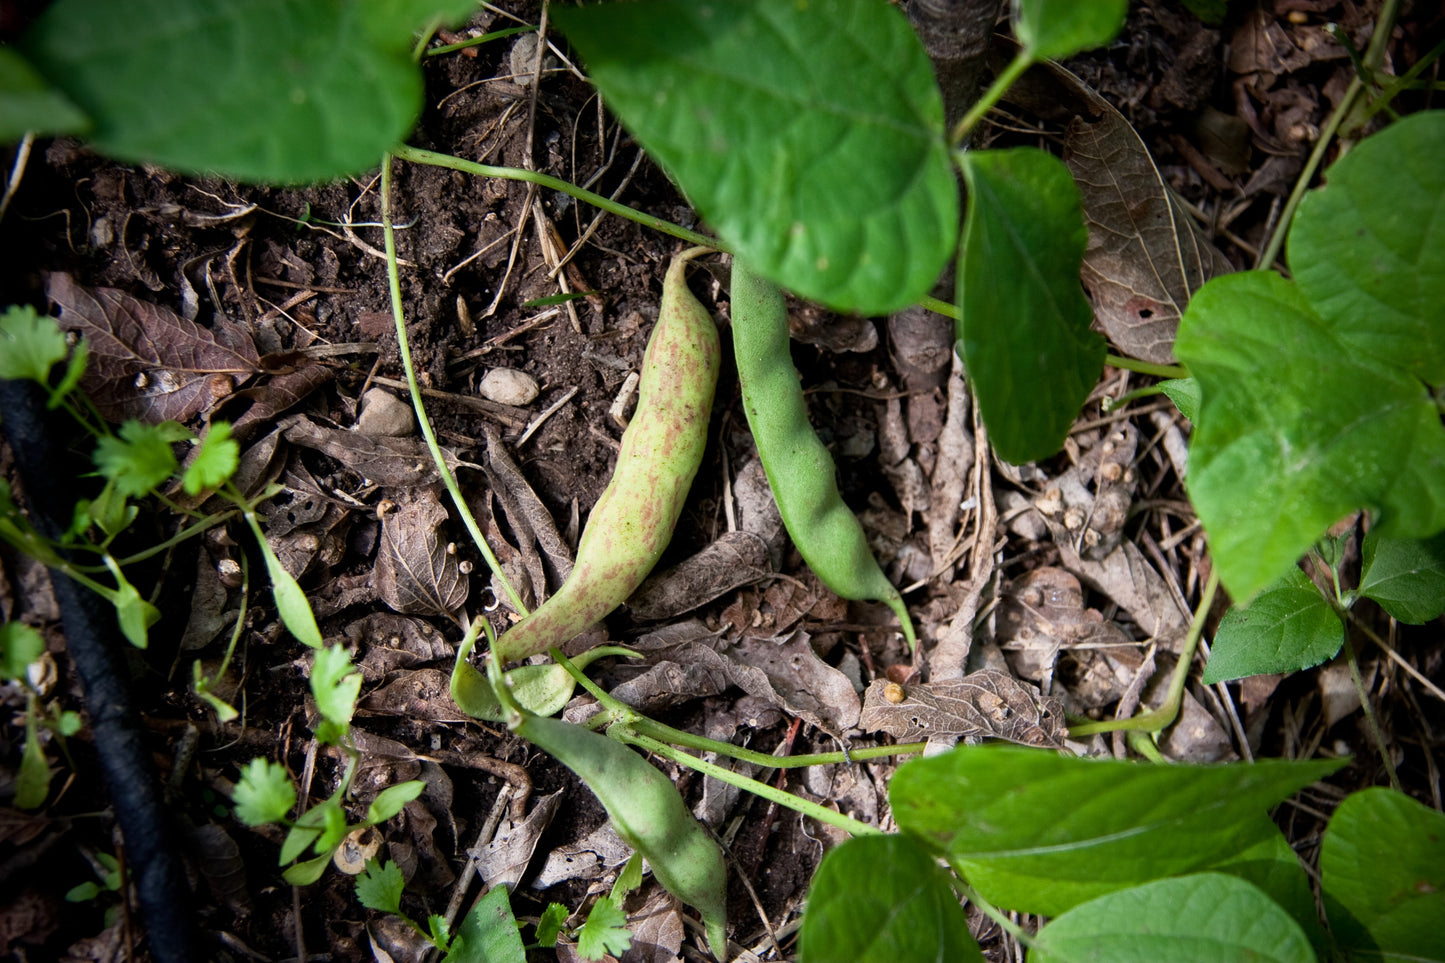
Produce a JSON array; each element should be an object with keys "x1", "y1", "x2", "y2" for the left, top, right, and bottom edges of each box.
[{"x1": 0, "y1": 378, "x2": 198, "y2": 963}]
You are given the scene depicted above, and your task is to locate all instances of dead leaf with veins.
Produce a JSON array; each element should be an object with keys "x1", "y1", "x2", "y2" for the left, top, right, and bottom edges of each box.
[
  {"x1": 45, "y1": 271, "x2": 262, "y2": 422},
  {"x1": 373, "y1": 491, "x2": 469, "y2": 619},
  {"x1": 859, "y1": 669, "x2": 1066, "y2": 748}
]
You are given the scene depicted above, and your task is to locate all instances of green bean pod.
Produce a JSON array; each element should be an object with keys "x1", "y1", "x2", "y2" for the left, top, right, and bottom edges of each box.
[
  {"x1": 730, "y1": 257, "x2": 917, "y2": 649},
  {"x1": 515, "y1": 713, "x2": 729, "y2": 960},
  {"x1": 494, "y1": 248, "x2": 720, "y2": 662}
]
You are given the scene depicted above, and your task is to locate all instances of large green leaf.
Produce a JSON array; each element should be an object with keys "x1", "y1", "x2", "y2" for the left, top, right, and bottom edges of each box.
[
  {"x1": 1321, "y1": 788, "x2": 1445, "y2": 962},
  {"x1": 798, "y1": 834, "x2": 981, "y2": 963},
  {"x1": 1174, "y1": 270, "x2": 1445, "y2": 601},
  {"x1": 1209, "y1": 822, "x2": 1331, "y2": 960},
  {"x1": 889, "y1": 745, "x2": 1344, "y2": 916},
  {"x1": 1201, "y1": 566, "x2": 1344, "y2": 684},
  {"x1": 1031, "y1": 873, "x2": 1316, "y2": 963},
  {"x1": 1013, "y1": 0, "x2": 1129, "y2": 61},
  {"x1": 0, "y1": 47, "x2": 90, "y2": 141},
  {"x1": 1358, "y1": 528, "x2": 1445, "y2": 624},
  {"x1": 553, "y1": 0, "x2": 957, "y2": 315},
  {"x1": 1289, "y1": 112, "x2": 1445, "y2": 384},
  {"x1": 957, "y1": 148, "x2": 1105, "y2": 464},
  {"x1": 23, "y1": 0, "x2": 476, "y2": 184}
]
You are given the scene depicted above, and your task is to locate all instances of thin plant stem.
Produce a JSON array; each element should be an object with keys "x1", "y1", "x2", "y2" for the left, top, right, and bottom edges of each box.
[
  {"x1": 1257, "y1": 0, "x2": 1405, "y2": 269},
  {"x1": 379, "y1": 154, "x2": 527, "y2": 617},
  {"x1": 951, "y1": 49, "x2": 1033, "y2": 147},
  {"x1": 619, "y1": 729, "x2": 882, "y2": 838},
  {"x1": 1069, "y1": 568, "x2": 1219, "y2": 737},
  {"x1": 1343, "y1": 639, "x2": 1402, "y2": 792},
  {"x1": 393, "y1": 144, "x2": 717, "y2": 250},
  {"x1": 951, "y1": 871, "x2": 1034, "y2": 948}
]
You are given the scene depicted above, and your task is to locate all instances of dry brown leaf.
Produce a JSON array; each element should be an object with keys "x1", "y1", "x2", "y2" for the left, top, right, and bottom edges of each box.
[
  {"x1": 1067, "y1": 108, "x2": 1234, "y2": 363},
  {"x1": 45, "y1": 271, "x2": 262, "y2": 422},
  {"x1": 859, "y1": 669, "x2": 1066, "y2": 747},
  {"x1": 629, "y1": 531, "x2": 772, "y2": 621},
  {"x1": 373, "y1": 491, "x2": 469, "y2": 619},
  {"x1": 480, "y1": 789, "x2": 563, "y2": 891},
  {"x1": 356, "y1": 668, "x2": 471, "y2": 722},
  {"x1": 282, "y1": 415, "x2": 453, "y2": 489},
  {"x1": 619, "y1": 889, "x2": 685, "y2": 963},
  {"x1": 719, "y1": 630, "x2": 862, "y2": 737}
]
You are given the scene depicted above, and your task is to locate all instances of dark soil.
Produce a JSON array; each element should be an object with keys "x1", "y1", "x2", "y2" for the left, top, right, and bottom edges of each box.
[{"x1": 2, "y1": 2, "x2": 1442, "y2": 962}]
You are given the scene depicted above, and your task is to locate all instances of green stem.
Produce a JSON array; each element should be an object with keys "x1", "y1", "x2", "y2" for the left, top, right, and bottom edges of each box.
[
  {"x1": 1069, "y1": 568, "x2": 1219, "y2": 737},
  {"x1": 1106, "y1": 354, "x2": 1189, "y2": 380},
  {"x1": 1343, "y1": 637, "x2": 1402, "y2": 792},
  {"x1": 920, "y1": 294, "x2": 960, "y2": 321},
  {"x1": 950, "y1": 869, "x2": 1034, "y2": 947},
  {"x1": 424, "y1": 25, "x2": 535, "y2": 57},
  {"x1": 392, "y1": 144, "x2": 718, "y2": 250},
  {"x1": 951, "y1": 49, "x2": 1033, "y2": 147},
  {"x1": 619, "y1": 729, "x2": 882, "y2": 838},
  {"x1": 379, "y1": 154, "x2": 527, "y2": 617},
  {"x1": 1257, "y1": 0, "x2": 1404, "y2": 269}
]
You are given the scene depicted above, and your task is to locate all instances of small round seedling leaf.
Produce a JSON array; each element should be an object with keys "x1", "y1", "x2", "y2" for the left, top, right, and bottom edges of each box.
[
  {"x1": 1358, "y1": 528, "x2": 1445, "y2": 624},
  {"x1": 798, "y1": 834, "x2": 982, "y2": 963},
  {"x1": 1013, "y1": 0, "x2": 1129, "y2": 61},
  {"x1": 1174, "y1": 270, "x2": 1445, "y2": 601},
  {"x1": 92, "y1": 420, "x2": 188, "y2": 499},
  {"x1": 1321, "y1": 787, "x2": 1445, "y2": 961},
  {"x1": 1289, "y1": 111, "x2": 1445, "y2": 384},
  {"x1": 957, "y1": 148, "x2": 1106, "y2": 464},
  {"x1": 889, "y1": 745, "x2": 1344, "y2": 916},
  {"x1": 1031, "y1": 873, "x2": 1315, "y2": 963},
  {"x1": 1201, "y1": 566, "x2": 1344, "y2": 684},
  {"x1": 182, "y1": 422, "x2": 239, "y2": 495},
  {"x1": 23, "y1": 0, "x2": 476, "y2": 184},
  {"x1": 233, "y1": 758, "x2": 297, "y2": 827},
  {"x1": 365, "y1": 780, "x2": 425, "y2": 825},
  {"x1": 1, "y1": 621, "x2": 46, "y2": 680},
  {"x1": 553, "y1": 0, "x2": 958, "y2": 315},
  {"x1": 0, "y1": 305, "x2": 69, "y2": 385},
  {"x1": 355, "y1": 858, "x2": 405, "y2": 915}
]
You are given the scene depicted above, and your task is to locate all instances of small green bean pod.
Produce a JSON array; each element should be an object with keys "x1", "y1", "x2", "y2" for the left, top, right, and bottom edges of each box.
[
  {"x1": 730, "y1": 257, "x2": 917, "y2": 648},
  {"x1": 514, "y1": 713, "x2": 729, "y2": 960},
  {"x1": 494, "y1": 248, "x2": 720, "y2": 662}
]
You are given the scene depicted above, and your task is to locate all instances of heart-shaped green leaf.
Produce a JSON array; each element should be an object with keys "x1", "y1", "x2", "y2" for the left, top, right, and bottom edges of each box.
[
  {"x1": 1201, "y1": 566, "x2": 1344, "y2": 684},
  {"x1": 553, "y1": 0, "x2": 957, "y2": 315}
]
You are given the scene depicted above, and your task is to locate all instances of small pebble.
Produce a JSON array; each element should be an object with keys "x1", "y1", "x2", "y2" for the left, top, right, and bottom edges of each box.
[
  {"x1": 480, "y1": 367, "x2": 540, "y2": 406},
  {"x1": 356, "y1": 388, "x2": 414, "y2": 437}
]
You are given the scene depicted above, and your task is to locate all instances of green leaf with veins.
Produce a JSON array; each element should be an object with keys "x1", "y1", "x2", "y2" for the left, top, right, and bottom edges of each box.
[
  {"x1": 445, "y1": 885, "x2": 526, "y2": 963},
  {"x1": 535, "y1": 903, "x2": 568, "y2": 948},
  {"x1": 889, "y1": 745, "x2": 1345, "y2": 916},
  {"x1": 233, "y1": 758, "x2": 296, "y2": 827},
  {"x1": 356, "y1": 859, "x2": 405, "y2": 915},
  {"x1": 957, "y1": 147, "x2": 1106, "y2": 464},
  {"x1": 553, "y1": 0, "x2": 957, "y2": 315},
  {"x1": 1031, "y1": 873, "x2": 1315, "y2": 963},
  {"x1": 182, "y1": 421, "x2": 239, "y2": 495},
  {"x1": 93, "y1": 420, "x2": 189, "y2": 498},
  {"x1": 311, "y1": 644, "x2": 360, "y2": 743},
  {"x1": 1321, "y1": 788, "x2": 1445, "y2": 961},
  {"x1": 1357, "y1": 528, "x2": 1445, "y2": 624},
  {"x1": 1174, "y1": 270, "x2": 1445, "y2": 601},
  {"x1": 577, "y1": 899, "x2": 631, "y2": 961},
  {"x1": 0, "y1": 305, "x2": 68, "y2": 384},
  {"x1": 1013, "y1": 0, "x2": 1129, "y2": 61},
  {"x1": 1201, "y1": 566, "x2": 1344, "y2": 684},
  {"x1": 1288, "y1": 112, "x2": 1445, "y2": 384},
  {"x1": 799, "y1": 834, "x2": 982, "y2": 963},
  {"x1": 23, "y1": 0, "x2": 477, "y2": 184}
]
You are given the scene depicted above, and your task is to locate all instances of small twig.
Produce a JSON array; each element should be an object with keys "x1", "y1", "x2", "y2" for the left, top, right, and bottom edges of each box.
[
  {"x1": 515, "y1": 384, "x2": 579, "y2": 448},
  {"x1": 1350, "y1": 611, "x2": 1445, "y2": 705}
]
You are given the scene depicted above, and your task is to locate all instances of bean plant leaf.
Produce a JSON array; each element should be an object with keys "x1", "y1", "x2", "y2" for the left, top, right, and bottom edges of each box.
[
  {"x1": 0, "y1": 47, "x2": 90, "y2": 140},
  {"x1": 22, "y1": 0, "x2": 476, "y2": 184},
  {"x1": 1030, "y1": 873, "x2": 1316, "y2": 963},
  {"x1": 1159, "y1": 377, "x2": 1201, "y2": 422},
  {"x1": 0, "y1": 305, "x2": 68, "y2": 385},
  {"x1": 798, "y1": 834, "x2": 983, "y2": 963},
  {"x1": 889, "y1": 745, "x2": 1345, "y2": 916},
  {"x1": 553, "y1": 0, "x2": 958, "y2": 315},
  {"x1": 444, "y1": 884, "x2": 527, "y2": 963},
  {"x1": 1201, "y1": 566, "x2": 1344, "y2": 684},
  {"x1": 355, "y1": 858, "x2": 405, "y2": 915},
  {"x1": 1321, "y1": 788, "x2": 1445, "y2": 962},
  {"x1": 957, "y1": 147, "x2": 1106, "y2": 464},
  {"x1": 1174, "y1": 270, "x2": 1445, "y2": 601},
  {"x1": 232, "y1": 758, "x2": 297, "y2": 827},
  {"x1": 1357, "y1": 528, "x2": 1445, "y2": 625},
  {"x1": 1289, "y1": 111, "x2": 1445, "y2": 384},
  {"x1": 1212, "y1": 826, "x2": 1331, "y2": 960},
  {"x1": 1013, "y1": 0, "x2": 1128, "y2": 61}
]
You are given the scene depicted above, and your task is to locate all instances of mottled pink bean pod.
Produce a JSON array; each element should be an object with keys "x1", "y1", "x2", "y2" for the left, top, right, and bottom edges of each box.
[{"x1": 494, "y1": 248, "x2": 719, "y2": 662}]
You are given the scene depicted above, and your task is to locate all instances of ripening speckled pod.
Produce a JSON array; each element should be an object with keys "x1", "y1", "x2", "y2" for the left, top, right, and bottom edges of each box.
[
  {"x1": 515, "y1": 713, "x2": 729, "y2": 960},
  {"x1": 730, "y1": 256, "x2": 917, "y2": 649},
  {"x1": 494, "y1": 247, "x2": 721, "y2": 662}
]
